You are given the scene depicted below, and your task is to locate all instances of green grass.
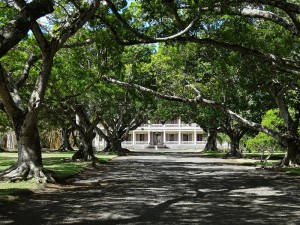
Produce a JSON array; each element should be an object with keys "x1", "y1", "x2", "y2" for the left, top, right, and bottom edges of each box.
[
  {"x1": 201, "y1": 151, "x2": 300, "y2": 176},
  {"x1": 280, "y1": 167, "x2": 300, "y2": 176},
  {"x1": 200, "y1": 151, "x2": 225, "y2": 157},
  {"x1": 0, "y1": 151, "x2": 115, "y2": 200},
  {"x1": 241, "y1": 152, "x2": 300, "y2": 176},
  {"x1": 200, "y1": 151, "x2": 286, "y2": 160},
  {"x1": 0, "y1": 180, "x2": 41, "y2": 199},
  {"x1": 256, "y1": 160, "x2": 279, "y2": 167},
  {"x1": 0, "y1": 157, "x2": 16, "y2": 171},
  {"x1": 244, "y1": 152, "x2": 285, "y2": 160}
]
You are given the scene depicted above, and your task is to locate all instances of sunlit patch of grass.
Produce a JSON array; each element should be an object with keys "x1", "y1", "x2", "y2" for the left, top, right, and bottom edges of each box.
[
  {"x1": 0, "y1": 151, "x2": 116, "y2": 199},
  {"x1": 45, "y1": 160, "x2": 89, "y2": 180},
  {"x1": 200, "y1": 151, "x2": 225, "y2": 157},
  {"x1": 0, "y1": 157, "x2": 17, "y2": 171},
  {"x1": 280, "y1": 167, "x2": 300, "y2": 176},
  {"x1": 244, "y1": 152, "x2": 285, "y2": 160},
  {"x1": 240, "y1": 160, "x2": 278, "y2": 167},
  {"x1": 0, "y1": 152, "x2": 18, "y2": 171},
  {"x1": 0, "y1": 180, "x2": 42, "y2": 200}
]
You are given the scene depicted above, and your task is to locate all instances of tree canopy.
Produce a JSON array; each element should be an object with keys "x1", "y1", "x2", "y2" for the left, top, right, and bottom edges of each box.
[{"x1": 0, "y1": 0, "x2": 300, "y2": 182}]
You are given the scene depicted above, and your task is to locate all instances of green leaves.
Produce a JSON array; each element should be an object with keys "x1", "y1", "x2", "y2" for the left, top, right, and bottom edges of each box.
[{"x1": 246, "y1": 109, "x2": 284, "y2": 152}]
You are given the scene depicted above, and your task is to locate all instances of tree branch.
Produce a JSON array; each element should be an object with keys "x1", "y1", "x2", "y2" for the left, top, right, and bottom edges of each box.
[
  {"x1": 103, "y1": 76, "x2": 289, "y2": 144},
  {"x1": 162, "y1": 0, "x2": 186, "y2": 29},
  {"x1": 285, "y1": 11, "x2": 300, "y2": 35},
  {"x1": 179, "y1": 37, "x2": 300, "y2": 71},
  {"x1": 31, "y1": 22, "x2": 51, "y2": 53},
  {"x1": 95, "y1": 126, "x2": 110, "y2": 142},
  {"x1": 55, "y1": 0, "x2": 101, "y2": 50},
  {"x1": 269, "y1": 82, "x2": 294, "y2": 130},
  {"x1": 62, "y1": 38, "x2": 95, "y2": 49},
  {"x1": 219, "y1": 7, "x2": 298, "y2": 35},
  {"x1": 218, "y1": 0, "x2": 300, "y2": 14},
  {"x1": 105, "y1": 0, "x2": 200, "y2": 41},
  {"x1": 0, "y1": 0, "x2": 54, "y2": 58},
  {"x1": 0, "y1": 64, "x2": 25, "y2": 118},
  {"x1": 16, "y1": 54, "x2": 42, "y2": 89},
  {"x1": 116, "y1": 35, "x2": 299, "y2": 72},
  {"x1": 97, "y1": 119, "x2": 112, "y2": 137}
]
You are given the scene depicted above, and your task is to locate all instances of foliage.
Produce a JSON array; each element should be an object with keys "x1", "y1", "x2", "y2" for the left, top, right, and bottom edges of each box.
[
  {"x1": 1, "y1": 0, "x2": 300, "y2": 173},
  {"x1": 0, "y1": 111, "x2": 12, "y2": 133},
  {"x1": 246, "y1": 109, "x2": 284, "y2": 152},
  {"x1": 246, "y1": 132, "x2": 280, "y2": 153},
  {"x1": 280, "y1": 167, "x2": 300, "y2": 176}
]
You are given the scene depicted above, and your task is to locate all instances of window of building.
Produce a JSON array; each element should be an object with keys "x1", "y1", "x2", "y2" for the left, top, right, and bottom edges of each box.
[
  {"x1": 182, "y1": 134, "x2": 189, "y2": 141},
  {"x1": 197, "y1": 134, "x2": 203, "y2": 141},
  {"x1": 169, "y1": 134, "x2": 175, "y2": 141},
  {"x1": 139, "y1": 134, "x2": 145, "y2": 141},
  {"x1": 126, "y1": 134, "x2": 132, "y2": 141}
]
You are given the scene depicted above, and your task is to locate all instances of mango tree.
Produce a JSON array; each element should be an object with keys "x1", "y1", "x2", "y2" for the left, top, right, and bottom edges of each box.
[
  {"x1": 0, "y1": 1, "x2": 102, "y2": 182},
  {"x1": 103, "y1": 0, "x2": 300, "y2": 165}
]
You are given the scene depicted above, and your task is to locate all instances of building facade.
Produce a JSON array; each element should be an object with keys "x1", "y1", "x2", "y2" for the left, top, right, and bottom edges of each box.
[{"x1": 93, "y1": 119, "x2": 207, "y2": 150}]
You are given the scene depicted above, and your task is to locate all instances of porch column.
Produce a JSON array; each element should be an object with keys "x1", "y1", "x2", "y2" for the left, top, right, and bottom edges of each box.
[
  {"x1": 148, "y1": 130, "x2": 151, "y2": 145},
  {"x1": 178, "y1": 130, "x2": 181, "y2": 145},
  {"x1": 163, "y1": 131, "x2": 166, "y2": 144},
  {"x1": 132, "y1": 131, "x2": 136, "y2": 145},
  {"x1": 194, "y1": 130, "x2": 197, "y2": 145}
]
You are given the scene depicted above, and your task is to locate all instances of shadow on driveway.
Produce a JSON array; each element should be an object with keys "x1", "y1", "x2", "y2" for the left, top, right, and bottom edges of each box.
[{"x1": 1, "y1": 153, "x2": 300, "y2": 225}]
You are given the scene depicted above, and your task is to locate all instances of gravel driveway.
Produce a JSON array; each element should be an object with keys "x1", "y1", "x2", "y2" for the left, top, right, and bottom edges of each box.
[{"x1": 1, "y1": 152, "x2": 300, "y2": 224}]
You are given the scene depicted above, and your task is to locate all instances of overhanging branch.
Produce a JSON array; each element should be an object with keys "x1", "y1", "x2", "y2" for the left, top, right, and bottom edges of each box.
[
  {"x1": 62, "y1": 38, "x2": 95, "y2": 49},
  {"x1": 16, "y1": 54, "x2": 42, "y2": 89},
  {"x1": 219, "y1": 0, "x2": 300, "y2": 14},
  {"x1": 105, "y1": 0, "x2": 200, "y2": 42},
  {"x1": 103, "y1": 75, "x2": 287, "y2": 143},
  {"x1": 0, "y1": 0, "x2": 54, "y2": 58}
]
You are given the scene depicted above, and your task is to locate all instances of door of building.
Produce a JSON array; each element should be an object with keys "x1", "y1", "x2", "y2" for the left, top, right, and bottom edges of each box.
[{"x1": 153, "y1": 132, "x2": 162, "y2": 145}]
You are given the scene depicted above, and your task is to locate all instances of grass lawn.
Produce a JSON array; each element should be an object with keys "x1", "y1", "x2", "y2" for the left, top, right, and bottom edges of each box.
[
  {"x1": 0, "y1": 151, "x2": 116, "y2": 200},
  {"x1": 200, "y1": 151, "x2": 286, "y2": 159},
  {"x1": 280, "y1": 167, "x2": 300, "y2": 176},
  {"x1": 201, "y1": 151, "x2": 300, "y2": 176}
]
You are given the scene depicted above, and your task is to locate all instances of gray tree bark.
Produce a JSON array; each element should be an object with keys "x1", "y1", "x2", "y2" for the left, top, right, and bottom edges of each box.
[
  {"x1": 0, "y1": 0, "x2": 54, "y2": 58},
  {"x1": 0, "y1": 1, "x2": 101, "y2": 181},
  {"x1": 203, "y1": 129, "x2": 218, "y2": 152}
]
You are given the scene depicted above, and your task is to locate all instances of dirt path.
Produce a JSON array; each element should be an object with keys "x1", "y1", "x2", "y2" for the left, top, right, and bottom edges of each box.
[{"x1": 1, "y1": 152, "x2": 300, "y2": 225}]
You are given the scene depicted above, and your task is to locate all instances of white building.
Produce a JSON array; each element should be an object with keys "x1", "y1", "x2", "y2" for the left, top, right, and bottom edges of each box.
[{"x1": 93, "y1": 119, "x2": 207, "y2": 150}]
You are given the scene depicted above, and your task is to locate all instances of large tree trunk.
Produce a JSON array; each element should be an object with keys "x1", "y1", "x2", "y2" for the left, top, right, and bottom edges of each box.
[
  {"x1": 229, "y1": 136, "x2": 240, "y2": 157},
  {"x1": 72, "y1": 133, "x2": 96, "y2": 162},
  {"x1": 0, "y1": 1, "x2": 102, "y2": 182},
  {"x1": 2, "y1": 116, "x2": 55, "y2": 182},
  {"x1": 203, "y1": 129, "x2": 218, "y2": 152},
  {"x1": 223, "y1": 133, "x2": 245, "y2": 159},
  {"x1": 102, "y1": 138, "x2": 129, "y2": 156},
  {"x1": 59, "y1": 127, "x2": 74, "y2": 152},
  {"x1": 281, "y1": 139, "x2": 300, "y2": 166}
]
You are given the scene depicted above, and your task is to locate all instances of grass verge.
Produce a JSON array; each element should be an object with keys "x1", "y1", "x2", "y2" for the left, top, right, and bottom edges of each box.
[
  {"x1": 279, "y1": 167, "x2": 300, "y2": 176},
  {"x1": 0, "y1": 151, "x2": 116, "y2": 200},
  {"x1": 202, "y1": 151, "x2": 300, "y2": 176}
]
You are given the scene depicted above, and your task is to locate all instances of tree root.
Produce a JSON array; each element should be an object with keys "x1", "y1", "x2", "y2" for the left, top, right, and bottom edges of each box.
[
  {"x1": 101, "y1": 147, "x2": 130, "y2": 156},
  {"x1": 201, "y1": 148, "x2": 222, "y2": 153},
  {"x1": 91, "y1": 158, "x2": 106, "y2": 169},
  {"x1": 222, "y1": 149, "x2": 246, "y2": 159},
  {"x1": 71, "y1": 148, "x2": 98, "y2": 161},
  {"x1": 1, "y1": 163, "x2": 56, "y2": 183}
]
